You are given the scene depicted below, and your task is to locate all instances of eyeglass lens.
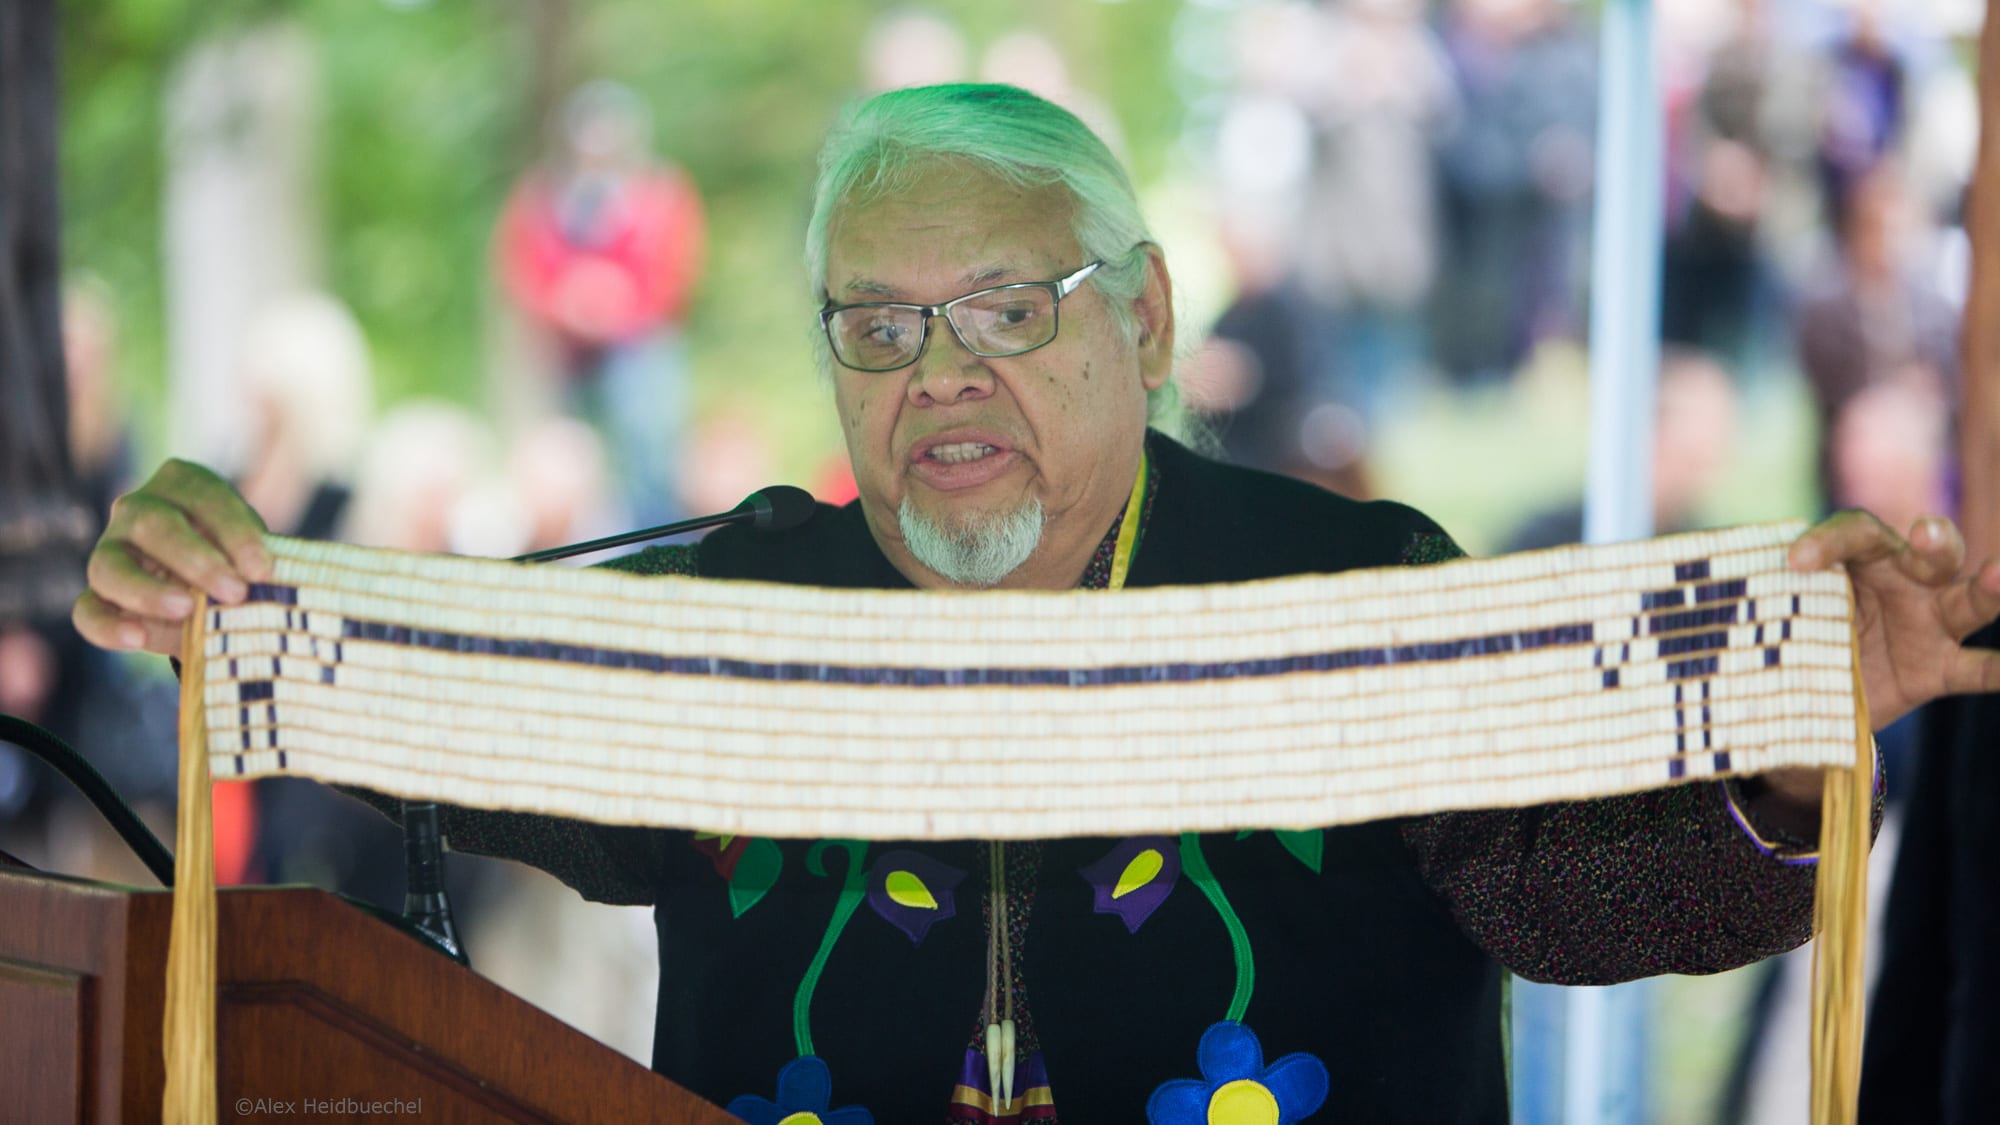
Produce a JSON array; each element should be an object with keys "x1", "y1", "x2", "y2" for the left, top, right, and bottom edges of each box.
[{"x1": 828, "y1": 285, "x2": 1058, "y2": 370}]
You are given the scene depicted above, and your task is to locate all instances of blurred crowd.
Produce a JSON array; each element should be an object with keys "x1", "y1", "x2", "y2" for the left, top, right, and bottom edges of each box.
[
  {"x1": 1189, "y1": 0, "x2": 1966, "y2": 540},
  {"x1": 0, "y1": 0, "x2": 1982, "y2": 1109}
]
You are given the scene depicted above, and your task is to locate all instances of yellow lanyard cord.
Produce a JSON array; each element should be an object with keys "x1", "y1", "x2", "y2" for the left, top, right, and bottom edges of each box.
[{"x1": 1107, "y1": 446, "x2": 1148, "y2": 592}]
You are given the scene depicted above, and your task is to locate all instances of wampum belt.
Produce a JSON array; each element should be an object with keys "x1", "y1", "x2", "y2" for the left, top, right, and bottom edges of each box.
[{"x1": 161, "y1": 520, "x2": 1873, "y2": 1123}]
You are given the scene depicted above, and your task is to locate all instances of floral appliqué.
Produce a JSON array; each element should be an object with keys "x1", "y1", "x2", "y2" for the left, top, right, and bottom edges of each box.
[
  {"x1": 1078, "y1": 835, "x2": 1180, "y2": 933},
  {"x1": 1147, "y1": 1021, "x2": 1328, "y2": 1125},
  {"x1": 727, "y1": 1055, "x2": 873, "y2": 1125},
  {"x1": 864, "y1": 849, "x2": 966, "y2": 944}
]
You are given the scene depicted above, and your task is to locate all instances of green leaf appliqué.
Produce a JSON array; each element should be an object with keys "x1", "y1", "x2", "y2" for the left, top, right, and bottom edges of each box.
[
  {"x1": 1275, "y1": 829, "x2": 1323, "y2": 874},
  {"x1": 728, "y1": 837, "x2": 783, "y2": 917}
]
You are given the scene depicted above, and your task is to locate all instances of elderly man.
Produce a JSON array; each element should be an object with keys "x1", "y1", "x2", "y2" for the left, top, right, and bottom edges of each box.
[{"x1": 76, "y1": 85, "x2": 2000, "y2": 1122}]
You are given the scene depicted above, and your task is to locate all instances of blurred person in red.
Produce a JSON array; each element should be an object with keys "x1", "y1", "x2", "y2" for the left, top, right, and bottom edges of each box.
[{"x1": 496, "y1": 80, "x2": 705, "y2": 528}]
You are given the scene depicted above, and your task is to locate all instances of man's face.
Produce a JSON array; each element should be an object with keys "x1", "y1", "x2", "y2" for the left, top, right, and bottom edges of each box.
[{"x1": 822, "y1": 161, "x2": 1172, "y2": 589}]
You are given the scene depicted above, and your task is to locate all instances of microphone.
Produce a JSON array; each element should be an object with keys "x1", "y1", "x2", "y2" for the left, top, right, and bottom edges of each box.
[
  {"x1": 400, "y1": 484, "x2": 818, "y2": 961},
  {"x1": 510, "y1": 485, "x2": 818, "y2": 564}
]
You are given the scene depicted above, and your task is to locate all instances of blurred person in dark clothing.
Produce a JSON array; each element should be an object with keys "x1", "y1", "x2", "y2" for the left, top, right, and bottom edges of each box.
[
  {"x1": 1662, "y1": 0, "x2": 1787, "y2": 374},
  {"x1": 1, "y1": 285, "x2": 177, "y2": 861},
  {"x1": 1796, "y1": 161, "x2": 1957, "y2": 513},
  {"x1": 1431, "y1": 0, "x2": 1596, "y2": 386},
  {"x1": 1284, "y1": 0, "x2": 1456, "y2": 421},
  {"x1": 1860, "y1": 621, "x2": 2000, "y2": 1124}
]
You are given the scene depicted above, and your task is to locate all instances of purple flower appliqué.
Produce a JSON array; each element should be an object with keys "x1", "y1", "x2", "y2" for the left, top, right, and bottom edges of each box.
[
  {"x1": 726, "y1": 1055, "x2": 873, "y2": 1125},
  {"x1": 864, "y1": 849, "x2": 965, "y2": 944},
  {"x1": 1078, "y1": 835, "x2": 1179, "y2": 933},
  {"x1": 1146, "y1": 1021, "x2": 1328, "y2": 1125}
]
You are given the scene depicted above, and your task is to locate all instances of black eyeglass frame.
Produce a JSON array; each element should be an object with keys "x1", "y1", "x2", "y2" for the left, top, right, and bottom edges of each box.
[{"x1": 818, "y1": 260, "x2": 1105, "y2": 373}]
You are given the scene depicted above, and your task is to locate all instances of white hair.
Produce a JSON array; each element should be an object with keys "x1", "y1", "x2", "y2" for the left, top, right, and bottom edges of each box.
[{"x1": 897, "y1": 496, "x2": 1046, "y2": 588}]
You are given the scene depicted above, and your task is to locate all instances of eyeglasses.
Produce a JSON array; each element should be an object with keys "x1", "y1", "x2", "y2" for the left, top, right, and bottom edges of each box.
[{"x1": 819, "y1": 261, "x2": 1103, "y2": 373}]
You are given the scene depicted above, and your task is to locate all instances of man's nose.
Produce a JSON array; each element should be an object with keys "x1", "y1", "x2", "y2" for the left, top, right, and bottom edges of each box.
[{"x1": 906, "y1": 316, "x2": 994, "y2": 406}]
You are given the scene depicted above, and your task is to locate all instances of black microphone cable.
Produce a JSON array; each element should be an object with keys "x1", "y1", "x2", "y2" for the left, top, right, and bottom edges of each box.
[
  {"x1": 400, "y1": 484, "x2": 819, "y2": 963},
  {"x1": 0, "y1": 712, "x2": 176, "y2": 886}
]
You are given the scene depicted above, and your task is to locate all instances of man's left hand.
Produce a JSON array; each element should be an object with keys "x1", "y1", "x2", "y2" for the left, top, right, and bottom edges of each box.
[{"x1": 1790, "y1": 510, "x2": 2000, "y2": 731}]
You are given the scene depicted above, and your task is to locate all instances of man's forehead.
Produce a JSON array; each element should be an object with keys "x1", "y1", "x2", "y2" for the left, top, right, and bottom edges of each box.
[
  {"x1": 833, "y1": 260, "x2": 1046, "y2": 300},
  {"x1": 823, "y1": 162, "x2": 1079, "y2": 298}
]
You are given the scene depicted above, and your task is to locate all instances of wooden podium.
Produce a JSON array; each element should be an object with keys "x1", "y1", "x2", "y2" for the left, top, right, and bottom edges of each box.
[{"x1": 0, "y1": 865, "x2": 736, "y2": 1123}]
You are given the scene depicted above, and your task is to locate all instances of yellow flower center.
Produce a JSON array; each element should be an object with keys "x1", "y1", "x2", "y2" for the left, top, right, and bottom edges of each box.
[
  {"x1": 885, "y1": 869, "x2": 938, "y2": 909},
  {"x1": 776, "y1": 1114, "x2": 823, "y2": 1125},
  {"x1": 1113, "y1": 848, "x2": 1164, "y2": 899},
  {"x1": 1207, "y1": 1078, "x2": 1281, "y2": 1125}
]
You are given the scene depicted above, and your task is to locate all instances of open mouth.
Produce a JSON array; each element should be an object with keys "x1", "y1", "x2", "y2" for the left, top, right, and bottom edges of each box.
[
  {"x1": 909, "y1": 434, "x2": 1017, "y2": 490},
  {"x1": 925, "y1": 442, "x2": 1000, "y2": 464}
]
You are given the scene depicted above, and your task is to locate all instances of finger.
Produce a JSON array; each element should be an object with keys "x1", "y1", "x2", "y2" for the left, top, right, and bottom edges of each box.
[
  {"x1": 144, "y1": 459, "x2": 274, "y2": 582},
  {"x1": 1936, "y1": 557, "x2": 2000, "y2": 642},
  {"x1": 86, "y1": 541, "x2": 197, "y2": 621},
  {"x1": 72, "y1": 589, "x2": 187, "y2": 657},
  {"x1": 1945, "y1": 643, "x2": 2000, "y2": 698},
  {"x1": 1791, "y1": 509, "x2": 1901, "y2": 572},
  {"x1": 112, "y1": 490, "x2": 253, "y2": 605},
  {"x1": 1893, "y1": 515, "x2": 1965, "y2": 587}
]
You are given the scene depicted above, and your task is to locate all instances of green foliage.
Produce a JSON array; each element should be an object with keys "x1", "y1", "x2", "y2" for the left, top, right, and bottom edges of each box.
[{"x1": 58, "y1": 0, "x2": 1186, "y2": 479}]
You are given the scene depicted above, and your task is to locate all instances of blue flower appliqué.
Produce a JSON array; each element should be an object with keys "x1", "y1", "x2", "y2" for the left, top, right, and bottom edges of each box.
[
  {"x1": 1146, "y1": 1021, "x2": 1328, "y2": 1125},
  {"x1": 726, "y1": 1055, "x2": 874, "y2": 1125}
]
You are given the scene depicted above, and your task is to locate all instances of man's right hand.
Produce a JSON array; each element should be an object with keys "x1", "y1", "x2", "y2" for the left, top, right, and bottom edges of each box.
[{"x1": 72, "y1": 459, "x2": 273, "y2": 657}]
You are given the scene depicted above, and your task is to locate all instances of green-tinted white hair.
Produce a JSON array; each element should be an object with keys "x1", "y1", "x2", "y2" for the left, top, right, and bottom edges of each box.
[{"x1": 806, "y1": 83, "x2": 1189, "y2": 430}]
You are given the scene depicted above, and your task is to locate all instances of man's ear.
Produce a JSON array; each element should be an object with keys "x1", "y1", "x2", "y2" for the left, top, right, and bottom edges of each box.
[{"x1": 1133, "y1": 245, "x2": 1176, "y2": 393}]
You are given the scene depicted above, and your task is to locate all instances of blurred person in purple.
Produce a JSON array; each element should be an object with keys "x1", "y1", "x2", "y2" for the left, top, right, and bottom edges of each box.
[
  {"x1": 1816, "y1": 3, "x2": 1905, "y2": 233},
  {"x1": 1431, "y1": 0, "x2": 1596, "y2": 386},
  {"x1": 496, "y1": 80, "x2": 705, "y2": 528}
]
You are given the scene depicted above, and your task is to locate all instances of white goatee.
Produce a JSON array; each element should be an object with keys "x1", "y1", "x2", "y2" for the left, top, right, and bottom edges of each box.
[{"x1": 897, "y1": 497, "x2": 1046, "y2": 588}]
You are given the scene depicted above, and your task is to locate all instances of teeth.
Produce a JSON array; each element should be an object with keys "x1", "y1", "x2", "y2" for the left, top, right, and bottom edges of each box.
[{"x1": 929, "y1": 442, "x2": 997, "y2": 464}]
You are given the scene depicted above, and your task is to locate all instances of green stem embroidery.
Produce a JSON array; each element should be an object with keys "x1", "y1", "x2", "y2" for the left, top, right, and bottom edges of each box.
[
  {"x1": 794, "y1": 840, "x2": 868, "y2": 1057},
  {"x1": 1180, "y1": 833, "x2": 1253, "y2": 1022}
]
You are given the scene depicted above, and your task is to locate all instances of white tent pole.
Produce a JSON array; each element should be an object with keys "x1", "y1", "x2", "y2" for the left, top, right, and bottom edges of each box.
[{"x1": 1568, "y1": 0, "x2": 1663, "y2": 1121}]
